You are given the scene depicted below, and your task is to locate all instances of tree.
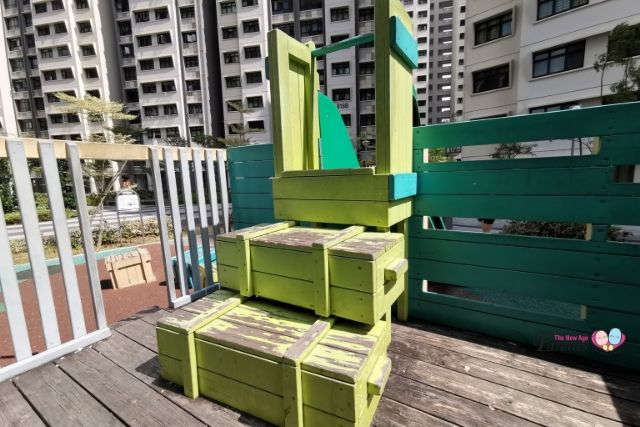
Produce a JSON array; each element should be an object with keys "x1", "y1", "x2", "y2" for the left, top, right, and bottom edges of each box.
[
  {"x1": 55, "y1": 92, "x2": 136, "y2": 248},
  {"x1": 193, "y1": 133, "x2": 225, "y2": 149},
  {"x1": 217, "y1": 101, "x2": 255, "y2": 147},
  {"x1": 594, "y1": 23, "x2": 640, "y2": 104},
  {"x1": 491, "y1": 143, "x2": 536, "y2": 160}
]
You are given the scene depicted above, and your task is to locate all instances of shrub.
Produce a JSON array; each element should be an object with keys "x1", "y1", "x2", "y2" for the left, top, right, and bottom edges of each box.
[{"x1": 502, "y1": 221, "x2": 626, "y2": 240}]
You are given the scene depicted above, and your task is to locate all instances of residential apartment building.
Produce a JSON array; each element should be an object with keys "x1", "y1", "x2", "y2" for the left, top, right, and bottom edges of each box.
[
  {"x1": 462, "y1": 0, "x2": 640, "y2": 162},
  {"x1": 215, "y1": 0, "x2": 467, "y2": 146},
  {"x1": 0, "y1": 0, "x2": 223, "y2": 144}
]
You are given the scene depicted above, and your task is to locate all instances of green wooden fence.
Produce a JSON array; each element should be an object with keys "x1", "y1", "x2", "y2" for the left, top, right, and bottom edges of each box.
[{"x1": 410, "y1": 102, "x2": 640, "y2": 368}]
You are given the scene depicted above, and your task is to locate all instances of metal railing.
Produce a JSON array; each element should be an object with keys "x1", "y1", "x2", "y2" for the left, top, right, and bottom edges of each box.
[{"x1": 0, "y1": 138, "x2": 230, "y2": 381}]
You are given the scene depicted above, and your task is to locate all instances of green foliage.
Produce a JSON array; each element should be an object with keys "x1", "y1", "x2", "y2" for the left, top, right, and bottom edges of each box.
[
  {"x1": 0, "y1": 159, "x2": 17, "y2": 213},
  {"x1": 193, "y1": 133, "x2": 226, "y2": 149},
  {"x1": 594, "y1": 23, "x2": 640, "y2": 103},
  {"x1": 503, "y1": 221, "x2": 626, "y2": 240},
  {"x1": 54, "y1": 92, "x2": 136, "y2": 123},
  {"x1": 3, "y1": 207, "x2": 78, "y2": 225},
  {"x1": 492, "y1": 143, "x2": 536, "y2": 160}
]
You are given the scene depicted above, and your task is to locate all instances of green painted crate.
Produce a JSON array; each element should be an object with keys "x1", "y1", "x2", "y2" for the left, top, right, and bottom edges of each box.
[
  {"x1": 156, "y1": 290, "x2": 392, "y2": 426},
  {"x1": 215, "y1": 222, "x2": 407, "y2": 325}
]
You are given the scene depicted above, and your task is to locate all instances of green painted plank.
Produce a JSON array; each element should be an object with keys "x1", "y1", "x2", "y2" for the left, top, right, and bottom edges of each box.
[
  {"x1": 230, "y1": 177, "x2": 272, "y2": 194},
  {"x1": 228, "y1": 144, "x2": 273, "y2": 162},
  {"x1": 389, "y1": 173, "x2": 417, "y2": 200},
  {"x1": 311, "y1": 33, "x2": 374, "y2": 57},
  {"x1": 407, "y1": 221, "x2": 640, "y2": 257},
  {"x1": 417, "y1": 167, "x2": 639, "y2": 196},
  {"x1": 231, "y1": 192, "x2": 273, "y2": 210},
  {"x1": 233, "y1": 208, "x2": 275, "y2": 225},
  {"x1": 408, "y1": 258, "x2": 640, "y2": 313},
  {"x1": 407, "y1": 293, "x2": 639, "y2": 369},
  {"x1": 229, "y1": 160, "x2": 274, "y2": 178},
  {"x1": 413, "y1": 102, "x2": 640, "y2": 149},
  {"x1": 318, "y1": 92, "x2": 360, "y2": 170},
  {"x1": 413, "y1": 194, "x2": 640, "y2": 225},
  {"x1": 409, "y1": 235, "x2": 639, "y2": 286},
  {"x1": 390, "y1": 16, "x2": 418, "y2": 69}
]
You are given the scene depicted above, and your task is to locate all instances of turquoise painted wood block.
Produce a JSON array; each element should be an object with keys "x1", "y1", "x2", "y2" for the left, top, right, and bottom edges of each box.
[
  {"x1": 318, "y1": 92, "x2": 360, "y2": 170},
  {"x1": 389, "y1": 173, "x2": 417, "y2": 200},
  {"x1": 390, "y1": 16, "x2": 418, "y2": 69}
]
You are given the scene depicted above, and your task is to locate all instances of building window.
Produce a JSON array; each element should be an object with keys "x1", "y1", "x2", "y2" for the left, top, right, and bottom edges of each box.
[
  {"x1": 242, "y1": 0, "x2": 257, "y2": 6},
  {"x1": 222, "y1": 26, "x2": 238, "y2": 39},
  {"x1": 272, "y1": 0, "x2": 292, "y2": 14},
  {"x1": 86, "y1": 90, "x2": 100, "y2": 98},
  {"x1": 246, "y1": 96, "x2": 263, "y2": 108},
  {"x1": 51, "y1": 1, "x2": 64, "y2": 10},
  {"x1": 142, "y1": 82, "x2": 156, "y2": 93},
  {"x1": 538, "y1": 0, "x2": 588, "y2": 20},
  {"x1": 81, "y1": 44, "x2": 95, "y2": 56},
  {"x1": 75, "y1": 0, "x2": 89, "y2": 9},
  {"x1": 60, "y1": 68, "x2": 73, "y2": 79},
  {"x1": 360, "y1": 62, "x2": 374, "y2": 75},
  {"x1": 332, "y1": 88, "x2": 350, "y2": 101},
  {"x1": 77, "y1": 21, "x2": 92, "y2": 33},
  {"x1": 318, "y1": 69, "x2": 325, "y2": 85},
  {"x1": 474, "y1": 11, "x2": 512, "y2": 45},
  {"x1": 84, "y1": 67, "x2": 98, "y2": 79},
  {"x1": 125, "y1": 89, "x2": 139, "y2": 102},
  {"x1": 331, "y1": 7, "x2": 349, "y2": 22},
  {"x1": 55, "y1": 45, "x2": 69, "y2": 57},
  {"x1": 248, "y1": 120, "x2": 265, "y2": 131},
  {"x1": 244, "y1": 45, "x2": 261, "y2": 59},
  {"x1": 220, "y1": 1, "x2": 236, "y2": 14},
  {"x1": 31, "y1": 77, "x2": 41, "y2": 89},
  {"x1": 361, "y1": 114, "x2": 375, "y2": 126},
  {"x1": 183, "y1": 31, "x2": 197, "y2": 44},
  {"x1": 359, "y1": 7, "x2": 374, "y2": 22},
  {"x1": 532, "y1": 40, "x2": 585, "y2": 78},
  {"x1": 472, "y1": 63, "x2": 509, "y2": 93},
  {"x1": 137, "y1": 35, "x2": 152, "y2": 47},
  {"x1": 245, "y1": 71, "x2": 262, "y2": 84},
  {"x1": 330, "y1": 34, "x2": 349, "y2": 43},
  {"x1": 342, "y1": 114, "x2": 351, "y2": 127},
  {"x1": 40, "y1": 48, "x2": 53, "y2": 58},
  {"x1": 180, "y1": 6, "x2": 195, "y2": 19},
  {"x1": 226, "y1": 76, "x2": 241, "y2": 88},
  {"x1": 529, "y1": 101, "x2": 578, "y2": 114},
  {"x1": 35, "y1": 2, "x2": 47, "y2": 13},
  {"x1": 154, "y1": 7, "x2": 168, "y2": 20},
  {"x1": 243, "y1": 19, "x2": 259, "y2": 33},
  {"x1": 186, "y1": 79, "x2": 201, "y2": 91},
  {"x1": 157, "y1": 32, "x2": 171, "y2": 45},
  {"x1": 332, "y1": 62, "x2": 350, "y2": 76},
  {"x1": 227, "y1": 100, "x2": 242, "y2": 112},
  {"x1": 300, "y1": 0, "x2": 322, "y2": 11},
  {"x1": 224, "y1": 51, "x2": 240, "y2": 64},
  {"x1": 159, "y1": 56, "x2": 173, "y2": 68},
  {"x1": 118, "y1": 20, "x2": 132, "y2": 35},
  {"x1": 165, "y1": 127, "x2": 180, "y2": 138},
  {"x1": 161, "y1": 80, "x2": 176, "y2": 92},
  {"x1": 163, "y1": 104, "x2": 178, "y2": 115},
  {"x1": 185, "y1": 56, "x2": 199, "y2": 68},
  {"x1": 123, "y1": 67, "x2": 137, "y2": 81},
  {"x1": 121, "y1": 43, "x2": 134, "y2": 57},
  {"x1": 360, "y1": 88, "x2": 375, "y2": 101},
  {"x1": 190, "y1": 126, "x2": 204, "y2": 137},
  {"x1": 300, "y1": 18, "x2": 322, "y2": 37},
  {"x1": 147, "y1": 128, "x2": 161, "y2": 139},
  {"x1": 134, "y1": 10, "x2": 149, "y2": 23},
  {"x1": 50, "y1": 114, "x2": 64, "y2": 124},
  {"x1": 188, "y1": 103, "x2": 202, "y2": 114},
  {"x1": 10, "y1": 58, "x2": 24, "y2": 72},
  {"x1": 144, "y1": 106, "x2": 159, "y2": 117},
  {"x1": 37, "y1": 25, "x2": 50, "y2": 36},
  {"x1": 43, "y1": 70, "x2": 57, "y2": 81},
  {"x1": 53, "y1": 22, "x2": 67, "y2": 34},
  {"x1": 139, "y1": 59, "x2": 154, "y2": 70}
]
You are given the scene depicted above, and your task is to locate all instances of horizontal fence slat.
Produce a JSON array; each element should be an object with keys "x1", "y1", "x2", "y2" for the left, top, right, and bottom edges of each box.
[
  {"x1": 413, "y1": 195, "x2": 640, "y2": 225},
  {"x1": 230, "y1": 177, "x2": 273, "y2": 195},
  {"x1": 416, "y1": 167, "x2": 640, "y2": 196},
  {"x1": 409, "y1": 257, "x2": 640, "y2": 313},
  {"x1": 231, "y1": 193, "x2": 274, "y2": 209},
  {"x1": 7, "y1": 139, "x2": 61, "y2": 349},
  {"x1": 0, "y1": 202, "x2": 31, "y2": 361},
  {"x1": 233, "y1": 208, "x2": 276, "y2": 225},
  {"x1": 229, "y1": 159, "x2": 274, "y2": 178},
  {"x1": 413, "y1": 102, "x2": 640, "y2": 149},
  {"x1": 409, "y1": 234, "x2": 639, "y2": 286},
  {"x1": 66, "y1": 143, "x2": 107, "y2": 330},
  {"x1": 228, "y1": 143, "x2": 273, "y2": 162},
  {"x1": 39, "y1": 142, "x2": 86, "y2": 339}
]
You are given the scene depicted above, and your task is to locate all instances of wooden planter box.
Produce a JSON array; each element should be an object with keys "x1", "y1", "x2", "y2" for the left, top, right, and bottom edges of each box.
[
  {"x1": 156, "y1": 290, "x2": 392, "y2": 426},
  {"x1": 216, "y1": 222, "x2": 407, "y2": 325}
]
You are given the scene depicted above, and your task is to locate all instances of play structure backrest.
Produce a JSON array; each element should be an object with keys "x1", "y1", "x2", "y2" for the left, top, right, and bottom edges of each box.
[{"x1": 267, "y1": 0, "x2": 417, "y2": 176}]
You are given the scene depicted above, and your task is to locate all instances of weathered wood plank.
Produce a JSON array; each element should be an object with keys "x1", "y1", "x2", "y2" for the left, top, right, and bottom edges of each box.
[
  {"x1": 58, "y1": 349, "x2": 205, "y2": 426},
  {"x1": 12, "y1": 363, "x2": 124, "y2": 426},
  {"x1": 390, "y1": 330, "x2": 640, "y2": 424},
  {"x1": 384, "y1": 373, "x2": 537, "y2": 426},
  {"x1": 114, "y1": 317, "x2": 159, "y2": 352},
  {"x1": 93, "y1": 330, "x2": 267, "y2": 426},
  {"x1": 0, "y1": 380, "x2": 45, "y2": 426},
  {"x1": 373, "y1": 397, "x2": 455, "y2": 427},
  {"x1": 392, "y1": 322, "x2": 640, "y2": 403},
  {"x1": 388, "y1": 351, "x2": 620, "y2": 426}
]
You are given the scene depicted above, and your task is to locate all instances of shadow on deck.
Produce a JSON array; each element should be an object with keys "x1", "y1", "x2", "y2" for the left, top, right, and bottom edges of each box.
[{"x1": 1, "y1": 306, "x2": 639, "y2": 426}]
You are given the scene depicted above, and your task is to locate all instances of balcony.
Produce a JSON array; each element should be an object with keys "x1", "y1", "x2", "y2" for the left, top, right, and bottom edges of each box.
[
  {"x1": 358, "y1": 20, "x2": 374, "y2": 34},
  {"x1": 124, "y1": 80, "x2": 138, "y2": 89},
  {"x1": 187, "y1": 113, "x2": 203, "y2": 125},
  {"x1": 271, "y1": 12, "x2": 294, "y2": 25},
  {"x1": 298, "y1": 8, "x2": 322, "y2": 20}
]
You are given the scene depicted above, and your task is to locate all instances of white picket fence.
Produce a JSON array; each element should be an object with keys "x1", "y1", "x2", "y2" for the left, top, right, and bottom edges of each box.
[{"x1": 0, "y1": 138, "x2": 230, "y2": 382}]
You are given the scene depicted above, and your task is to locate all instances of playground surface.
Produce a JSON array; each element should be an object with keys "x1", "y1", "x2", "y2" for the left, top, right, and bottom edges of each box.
[{"x1": 1, "y1": 303, "x2": 639, "y2": 426}]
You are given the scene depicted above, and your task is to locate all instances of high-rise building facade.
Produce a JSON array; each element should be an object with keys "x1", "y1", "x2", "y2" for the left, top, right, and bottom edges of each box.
[{"x1": 462, "y1": 0, "x2": 640, "y2": 160}]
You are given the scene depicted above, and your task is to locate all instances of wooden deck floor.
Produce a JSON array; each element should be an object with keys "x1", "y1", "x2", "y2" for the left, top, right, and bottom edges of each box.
[{"x1": 1, "y1": 305, "x2": 639, "y2": 427}]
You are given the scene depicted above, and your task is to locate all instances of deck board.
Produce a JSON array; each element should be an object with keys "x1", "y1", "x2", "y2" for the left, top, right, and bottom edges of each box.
[{"x1": 2, "y1": 305, "x2": 638, "y2": 427}]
